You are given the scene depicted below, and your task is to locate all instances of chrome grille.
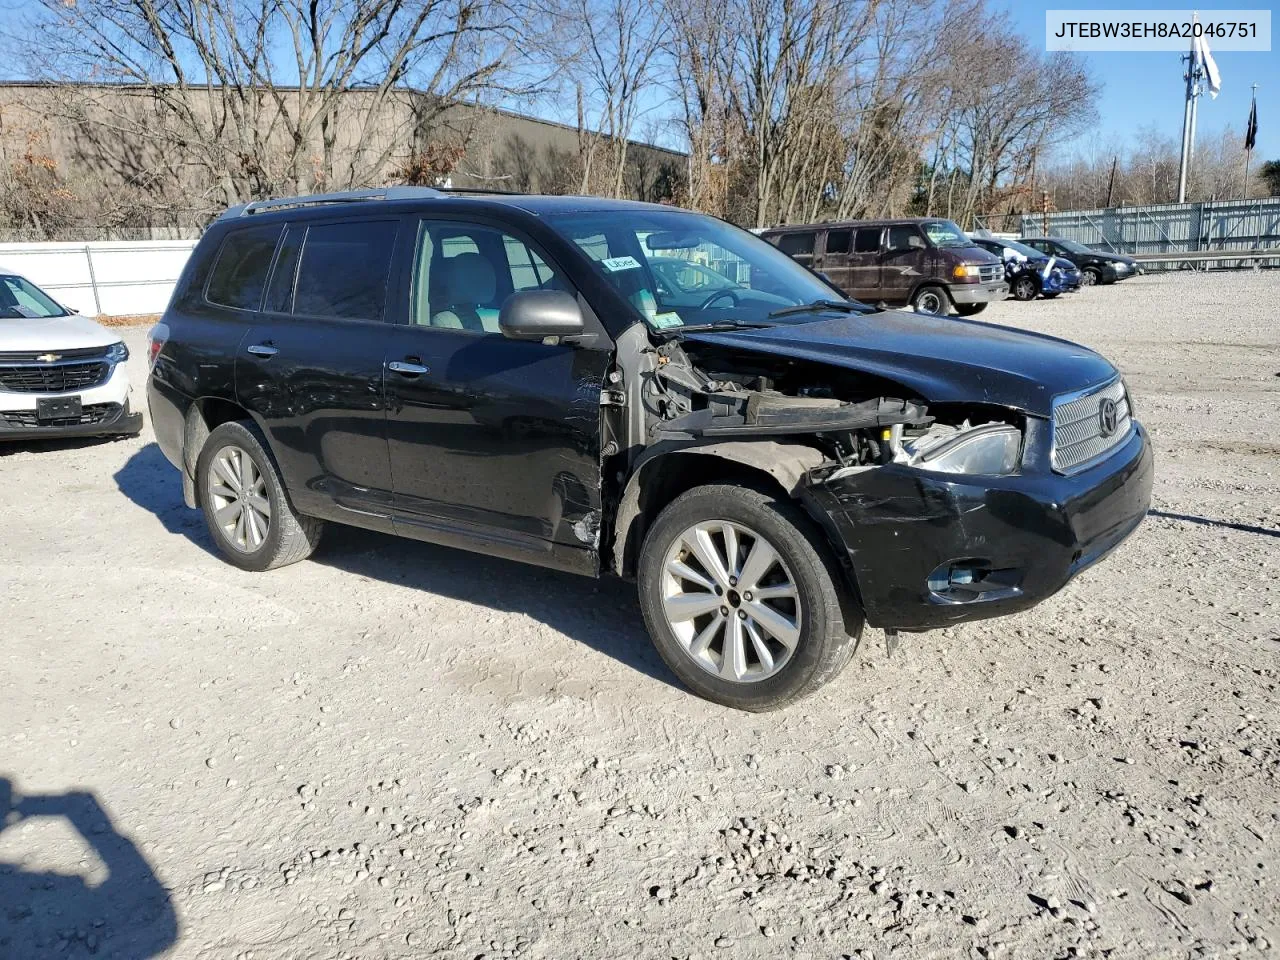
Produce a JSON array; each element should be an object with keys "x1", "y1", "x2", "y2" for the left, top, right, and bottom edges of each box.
[
  {"x1": 978, "y1": 263, "x2": 1002, "y2": 283},
  {"x1": 1051, "y1": 378, "x2": 1131, "y2": 473}
]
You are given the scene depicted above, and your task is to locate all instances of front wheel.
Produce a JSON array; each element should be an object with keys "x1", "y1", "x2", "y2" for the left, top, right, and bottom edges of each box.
[
  {"x1": 197, "y1": 420, "x2": 324, "y2": 572},
  {"x1": 637, "y1": 484, "x2": 859, "y2": 711},
  {"x1": 1012, "y1": 275, "x2": 1039, "y2": 301},
  {"x1": 911, "y1": 285, "x2": 951, "y2": 316},
  {"x1": 1081, "y1": 267, "x2": 1100, "y2": 286}
]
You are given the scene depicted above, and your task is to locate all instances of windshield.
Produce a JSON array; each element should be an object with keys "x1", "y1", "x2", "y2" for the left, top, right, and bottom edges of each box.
[
  {"x1": 1000, "y1": 239, "x2": 1045, "y2": 259},
  {"x1": 0, "y1": 274, "x2": 68, "y2": 319},
  {"x1": 545, "y1": 210, "x2": 846, "y2": 329},
  {"x1": 923, "y1": 220, "x2": 971, "y2": 248},
  {"x1": 1056, "y1": 238, "x2": 1094, "y2": 255}
]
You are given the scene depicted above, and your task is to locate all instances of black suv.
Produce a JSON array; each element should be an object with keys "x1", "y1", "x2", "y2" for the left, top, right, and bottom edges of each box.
[
  {"x1": 148, "y1": 188, "x2": 1153, "y2": 711},
  {"x1": 1022, "y1": 237, "x2": 1139, "y2": 286}
]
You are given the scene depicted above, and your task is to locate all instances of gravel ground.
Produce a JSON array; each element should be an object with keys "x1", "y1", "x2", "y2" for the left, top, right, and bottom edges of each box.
[{"x1": 2, "y1": 271, "x2": 1277, "y2": 959}]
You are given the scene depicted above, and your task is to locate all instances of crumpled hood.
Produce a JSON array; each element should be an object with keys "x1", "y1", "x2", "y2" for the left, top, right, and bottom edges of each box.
[
  {"x1": 682, "y1": 311, "x2": 1118, "y2": 417},
  {"x1": 0, "y1": 313, "x2": 118, "y2": 352}
]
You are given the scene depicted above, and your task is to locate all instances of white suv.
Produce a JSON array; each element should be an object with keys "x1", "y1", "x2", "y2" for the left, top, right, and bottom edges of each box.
[{"x1": 0, "y1": 267, "x2": 142, "y2": 440}]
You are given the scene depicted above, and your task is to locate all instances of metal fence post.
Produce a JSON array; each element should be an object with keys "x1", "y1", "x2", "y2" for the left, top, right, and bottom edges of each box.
[{"x1": 83, "y1": 245, "x2": 103, "y2": 315}]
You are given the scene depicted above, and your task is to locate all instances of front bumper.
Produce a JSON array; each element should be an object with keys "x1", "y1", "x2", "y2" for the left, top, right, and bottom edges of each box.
[
  {"x1": 0, "y1": 399, "x2": 142, "y2": 439},
  {"x1": 0, "y1": 359, "x2": 141, "y2": 440},
  {"x1": 805, "y1": 424, "x2": 1154, "y2": 630},
  {"x1": 950, "y1": 280, "x2": 1010, "y2": 305}
]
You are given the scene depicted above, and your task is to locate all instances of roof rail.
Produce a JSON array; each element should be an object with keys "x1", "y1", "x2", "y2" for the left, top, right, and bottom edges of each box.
[{"x1": 217, "y1": 186, "x2": 443, "y2": 220}]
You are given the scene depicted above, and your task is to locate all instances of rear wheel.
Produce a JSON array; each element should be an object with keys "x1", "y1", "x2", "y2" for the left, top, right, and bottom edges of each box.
[
  {"x1": 911, "y1": 285, "x2": 950, "y2": 316},
  {"x1": 1012, "y1": 275, "x2": 1039, "y2": 301},
  {"x1": 637, "y1": 484, "x2": 859, "y2": 711},
  {"x1": 197, "y1": 420, "x2": 323, "y2": 572}
]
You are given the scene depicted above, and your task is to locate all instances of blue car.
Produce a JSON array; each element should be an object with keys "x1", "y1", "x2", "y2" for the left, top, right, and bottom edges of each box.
[{"x1": 972, "y1": 237, "x2": 1081, "y2": 301}]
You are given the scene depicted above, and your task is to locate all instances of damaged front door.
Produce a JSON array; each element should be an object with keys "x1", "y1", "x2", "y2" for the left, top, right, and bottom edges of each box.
[{"x1": 382, "y1": 217, "x2": 612, "y2": 576}]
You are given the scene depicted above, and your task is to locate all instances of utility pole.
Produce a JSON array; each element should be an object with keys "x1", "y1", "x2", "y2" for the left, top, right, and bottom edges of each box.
[
  {"x1": 1177, "y1": 48, "x2": 1203, "y2": 203},
  {"x1": 1105, "y1": 155, "x2": 1118, "y2": 208},
  {"x1": 1041, "y1": 191, "x2": 1050, "y2": 235}
]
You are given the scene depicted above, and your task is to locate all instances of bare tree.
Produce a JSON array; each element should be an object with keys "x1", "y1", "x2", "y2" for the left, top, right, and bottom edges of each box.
[
  {"x1": 23, "y1": 0, "x2": 534, "y2": 219},
  {"x1": 547, "y1": 0, "x2": 669, "y2": 197}
]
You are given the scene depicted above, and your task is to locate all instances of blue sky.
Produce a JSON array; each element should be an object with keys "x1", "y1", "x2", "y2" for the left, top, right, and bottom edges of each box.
[
  {"x1": 996, "y1": 0, "x2": 1279, "y2": 162},
  {"x1": 2, "y1": 0, "x2": 1275, "y2": 163}
]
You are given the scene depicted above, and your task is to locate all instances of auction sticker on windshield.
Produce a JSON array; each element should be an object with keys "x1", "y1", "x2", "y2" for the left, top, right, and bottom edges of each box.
[
  {"x1": 651, "y1": 311, "x2": 683, "y2": 328},
  {"x1": 602, "y1": 255, "x2": 642, "y2": 272}
]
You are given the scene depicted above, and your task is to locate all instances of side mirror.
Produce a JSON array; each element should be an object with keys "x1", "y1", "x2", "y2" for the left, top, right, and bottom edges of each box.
[{"x1": 499, "y1": 289, "x2": 585, "y2": 341}]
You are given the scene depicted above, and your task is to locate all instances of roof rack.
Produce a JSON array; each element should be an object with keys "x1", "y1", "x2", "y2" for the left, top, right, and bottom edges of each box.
[{"x1": 218, "y1": 186, "x2": 443, "y2": 220}]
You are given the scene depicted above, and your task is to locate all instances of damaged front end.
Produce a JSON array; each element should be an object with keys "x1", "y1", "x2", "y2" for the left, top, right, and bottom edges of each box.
[{"x1": 606, "y1": 330, "x2": 1153, "y2": 633}]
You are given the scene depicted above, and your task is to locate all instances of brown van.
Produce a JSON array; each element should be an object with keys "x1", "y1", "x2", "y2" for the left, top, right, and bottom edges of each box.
[{"x1": 761, "y1": 218, "x2": 1007, "y2": 316}]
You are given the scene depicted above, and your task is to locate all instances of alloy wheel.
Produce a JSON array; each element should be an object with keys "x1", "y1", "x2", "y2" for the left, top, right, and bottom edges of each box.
[
  {"x1": 207, "y1": 444, "x2": 272, "y2": 553},
  {"x1": 660, "y1": 520, "x2": 801, "y2": 683},
  {"x1": 1082, "y1": 269, "x2": 1098, "y2": 286},
  {"x1": 1015, "y1": 277, "x2": 1037, "y2": 300}
]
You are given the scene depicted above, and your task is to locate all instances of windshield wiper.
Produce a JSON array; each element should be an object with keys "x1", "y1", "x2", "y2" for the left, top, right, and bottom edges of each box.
[
  {"x1": 767, "y1": 299, "x2": 871, "y2": 319},
  {"x1": 659, "y1": 318, "x2": 776, "y2": 334}
]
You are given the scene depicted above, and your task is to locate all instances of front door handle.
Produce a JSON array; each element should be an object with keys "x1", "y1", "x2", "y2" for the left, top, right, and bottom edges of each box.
[
  {"x1": 246, "y1": 343, "x2": 278, "y2": 357},
  {"x1": 388, "y1": 360, "x2": 430, "y2": 376}
]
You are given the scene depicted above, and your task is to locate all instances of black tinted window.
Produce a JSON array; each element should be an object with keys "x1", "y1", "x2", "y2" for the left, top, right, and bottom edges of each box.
[
  {"x1": 206, "y1": 226, "x2": 281, "y2": 311},
  {"x1": 853, "y1": 227, "x2": 880, "y2": 254},
  {"x1": 825, "y1": 230, "x2": 851, "y2": 255},
  {"x1": 293, "y1": 221, "x2": 397, "y2": 321},
  {"x1": 777, "y1": 232, "x2": 815, "y2": 257}
]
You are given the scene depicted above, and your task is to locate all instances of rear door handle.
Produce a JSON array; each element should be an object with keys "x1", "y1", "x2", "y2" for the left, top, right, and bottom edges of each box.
[
  {"x1": 246, "y1": 343, "x2": 278, "y2": 357},
  {"x1": 388, "y1": 360, "x2": 430, "y2": 376}
]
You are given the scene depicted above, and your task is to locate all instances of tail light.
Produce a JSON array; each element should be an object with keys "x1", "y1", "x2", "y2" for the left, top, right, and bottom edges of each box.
[{"x1": 147, "y1": 322, "x2": 168, "y2": 368}]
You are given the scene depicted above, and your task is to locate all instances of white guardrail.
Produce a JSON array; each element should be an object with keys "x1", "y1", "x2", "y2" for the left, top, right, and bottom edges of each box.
[{"x1": 0, "y1": 240, "x2": 198, "y2": 317}]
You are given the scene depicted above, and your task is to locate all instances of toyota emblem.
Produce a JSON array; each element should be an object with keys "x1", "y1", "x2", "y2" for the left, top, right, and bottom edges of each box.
[{"x1": 1098, "y1": 397, "x2": 1119, "y2": 437}]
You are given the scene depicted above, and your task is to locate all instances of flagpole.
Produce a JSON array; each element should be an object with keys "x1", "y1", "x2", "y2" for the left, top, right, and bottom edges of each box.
[{"x1": 1244, "y1": 82, "x2": 1258, "y2": 199}]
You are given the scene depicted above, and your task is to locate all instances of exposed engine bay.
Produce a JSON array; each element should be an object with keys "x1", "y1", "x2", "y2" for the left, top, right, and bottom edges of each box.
[{"x1": 606, "y1": 333, "x2": 1025, "y2": 478}]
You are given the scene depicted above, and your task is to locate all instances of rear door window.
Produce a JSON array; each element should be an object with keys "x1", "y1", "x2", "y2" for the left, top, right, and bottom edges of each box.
[
  {"x1": 291, "y1": 220, "x2": 398, "y2": 321},
  {"x1": 205, "y1": 225, "x2": 282, "y2": 311},
  {"x1": 853, "y1": 227, "x2": 881, "y2": 254}
]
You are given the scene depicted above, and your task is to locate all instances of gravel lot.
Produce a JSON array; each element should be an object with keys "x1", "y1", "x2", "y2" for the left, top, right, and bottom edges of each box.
[{"x1": 2, "y1": 271, "x2": 1277, "y2": 959}]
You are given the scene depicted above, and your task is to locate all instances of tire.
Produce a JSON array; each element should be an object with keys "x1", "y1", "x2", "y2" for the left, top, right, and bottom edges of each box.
[
  {"x1": 1012, "y1": 275, "x2": 1039, "y2": 301},
  {"x1": 1081, "y1": 267, "x2": 1100, "y2": 286},
  {"x1": 954, "y1": 303, "x2": 987, "y2": 316},
  {"x1": 911, "y1": 285, "x2": 951, "y2": 316},
  {"x1": 197, "y1": 420, "x2": 323, "y2": 572},
  {"x1": 637, "y1": 484, "x2": 860, "y2": 711}
]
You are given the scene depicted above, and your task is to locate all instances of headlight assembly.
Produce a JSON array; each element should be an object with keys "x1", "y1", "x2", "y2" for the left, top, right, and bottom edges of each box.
[
  {"x1": 904, "y1": 422, "x2": 1022, "y2": 476},
  {"x1": 106, "y1": 341, "x2": 129, "y2": 363}
]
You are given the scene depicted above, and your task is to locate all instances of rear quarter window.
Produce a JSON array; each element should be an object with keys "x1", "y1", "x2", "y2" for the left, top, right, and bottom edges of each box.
[{"x1": 205, "y1": 226, "x2": 283, "y2": 311}]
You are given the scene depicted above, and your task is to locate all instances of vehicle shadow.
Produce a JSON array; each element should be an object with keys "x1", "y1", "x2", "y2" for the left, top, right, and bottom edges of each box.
[
  {"x1": 113, "y1": 444, "x2": 679, "y2": 689},
  {"x1": 0, "y1": 776, "x2": 178, "y2": 958},
  {"x1": 1148, "y1": 509, "x2": 1280, "y2": 540},
  {"x1": 313, "y1": 524, "x2": 681, "y2": 689},
  {"x1": 0, "y1": 435, "x2": 119, "y2": 457},
  {"x1": 113, "y1": 442, "x2": 216, "y2": 554}
]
